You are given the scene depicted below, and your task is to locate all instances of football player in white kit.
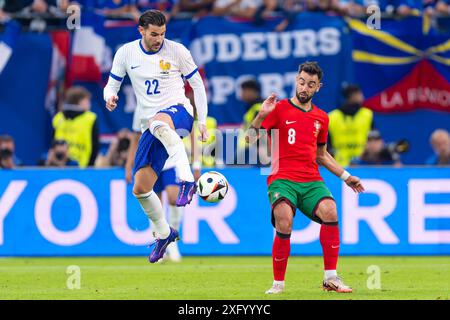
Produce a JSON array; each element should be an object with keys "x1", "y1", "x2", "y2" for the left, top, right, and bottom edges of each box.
[{"x1": 104, "y1": 10, "x2": 208, "y2": 263}]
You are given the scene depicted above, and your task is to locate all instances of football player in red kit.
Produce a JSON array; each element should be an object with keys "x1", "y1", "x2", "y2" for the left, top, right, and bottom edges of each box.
[{"x1": 247, "y1": 61, "x2": 365, "y2": 294}]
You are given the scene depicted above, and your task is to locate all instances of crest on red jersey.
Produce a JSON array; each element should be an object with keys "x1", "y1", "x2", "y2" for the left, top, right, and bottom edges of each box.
[{"x1": 313, "y1": 120, "x2": 321, "y2": 137}]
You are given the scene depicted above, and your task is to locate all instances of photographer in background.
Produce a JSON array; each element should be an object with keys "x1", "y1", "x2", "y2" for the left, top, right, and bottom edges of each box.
[
  {"x1": 426, "y1": 129, "x2": 450, "y2": 165},
  {"x1": 350, "y1": 130, "x2": 408, "y2": 166},
  {"x1": 0, "y1": 135, "x2": 22, "y2": 168},
  {"x1": 0, "y1": 148, "x2": 14, "y2": 169},
  {"x1": 41, "y1": 139, "x2": 79, "y2": 167},
  {"x1": 96, "y1": 128, "x2": 132, "y2": 168}
]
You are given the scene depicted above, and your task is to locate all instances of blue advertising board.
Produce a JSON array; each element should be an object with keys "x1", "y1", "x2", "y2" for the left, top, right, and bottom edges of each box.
[{"x1": 1, "y1": 167, "x2": 449, "y2": 256}]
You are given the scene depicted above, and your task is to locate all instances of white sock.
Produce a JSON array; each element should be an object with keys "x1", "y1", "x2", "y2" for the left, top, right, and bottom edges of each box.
[
  {"x1": 169, "y1": 205, "x2": 183, "y2": 231},
  {"x1": 324, "y1": 270, "x2": 337, "y2": 280},
  {"x1": 150, "y1": 120, "x2": 194, "y2": 182},
  {"x1": 135, "y1": 190, "x2": 170, "y2": 239},
  {"x1": 273, "y1": 280, "x2": 285, "y2": 287}
]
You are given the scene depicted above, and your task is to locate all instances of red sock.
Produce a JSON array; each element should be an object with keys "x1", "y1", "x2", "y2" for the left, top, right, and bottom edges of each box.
[
  {"x1": 272, "y1": 233, "x2": 291, "y2": 281},
  {"x1": 320, "y1": 223, "x2": 340, "y2": 271}
]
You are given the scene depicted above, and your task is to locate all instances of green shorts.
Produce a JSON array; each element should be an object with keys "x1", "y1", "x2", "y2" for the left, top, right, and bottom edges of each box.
[{"x1": 267, "y1": 179, "x2": 334, "y2": 226}]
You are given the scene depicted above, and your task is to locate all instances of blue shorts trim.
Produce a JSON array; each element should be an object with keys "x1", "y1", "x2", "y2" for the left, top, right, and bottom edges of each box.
[
  {"x1": 132, "y1": 105, "x2": 194, "y2": 177},
  {"x1": 153, "y1": 167, "x2": 179, "y2": 193}
]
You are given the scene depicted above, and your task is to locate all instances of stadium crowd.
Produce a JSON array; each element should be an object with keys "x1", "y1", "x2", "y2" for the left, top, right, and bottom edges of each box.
[{"x1": 1, "y1": 0, "x2": 450, "y2": 22}]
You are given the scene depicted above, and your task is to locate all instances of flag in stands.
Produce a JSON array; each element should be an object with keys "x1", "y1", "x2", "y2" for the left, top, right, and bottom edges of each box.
[
  {"x1": 69, "y1": 11, "x2": 106, "y2": 83},
  {"x1": 0, "y1": 20, "x2": 21, "y2": 75},
  {"x1": 45, "y1": 31, "x2": 70, "y2": 115}
]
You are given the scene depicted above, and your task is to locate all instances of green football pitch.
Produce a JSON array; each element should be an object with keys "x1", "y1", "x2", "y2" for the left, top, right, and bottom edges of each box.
[{"x1": 0, "y1": 256, "x2": 449, "y2": 300}]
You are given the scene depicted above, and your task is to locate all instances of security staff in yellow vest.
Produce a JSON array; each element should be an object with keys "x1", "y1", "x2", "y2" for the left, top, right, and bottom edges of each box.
[
  {"x1": 183, "y1": 116, "x2": 217, "y2": 168},
  {"x1": 328, "y1": 84, "x2": 374, "y2": 167},
  {"x1": 52, "y1": 86, "x2": 99, "y2": 167}
]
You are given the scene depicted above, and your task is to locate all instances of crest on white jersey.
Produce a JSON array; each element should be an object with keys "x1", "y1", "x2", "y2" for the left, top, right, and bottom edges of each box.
[{"x1": 159, "y1": 59, "x2": 171, "y2": 74}]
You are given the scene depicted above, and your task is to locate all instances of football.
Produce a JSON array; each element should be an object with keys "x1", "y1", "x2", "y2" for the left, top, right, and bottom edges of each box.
[{"x1": 197, "y1": 171, "x2": 229, "y2": 203}]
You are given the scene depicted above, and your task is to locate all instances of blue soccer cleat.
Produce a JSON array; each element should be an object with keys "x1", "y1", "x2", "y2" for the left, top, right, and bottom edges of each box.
[
  {"x1": 148, "y1": 227, "x2": 180, "y2": 263},
  {"x1": 176, "y1": 180, "x2": 197, "y2": 207}
]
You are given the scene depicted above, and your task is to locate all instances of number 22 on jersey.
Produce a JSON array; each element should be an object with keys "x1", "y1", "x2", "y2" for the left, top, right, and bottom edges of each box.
[{"x1": 145, "y1": 79, "x2": 160, "y2": 95}]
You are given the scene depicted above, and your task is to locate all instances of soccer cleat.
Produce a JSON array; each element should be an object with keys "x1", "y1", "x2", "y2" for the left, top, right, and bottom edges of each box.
[
  {"x1": 176, "y1": 180, "x2": 197, "y2": 207},
  {"x1": 322, "y1": 276, "x2": 353, "y2": 293},
  {"x1": 148, "y1": 227, "x2": 179, "y2": 263},
  {"x1": 265, "y1": 283, "x2": 285, "y2": 294}
]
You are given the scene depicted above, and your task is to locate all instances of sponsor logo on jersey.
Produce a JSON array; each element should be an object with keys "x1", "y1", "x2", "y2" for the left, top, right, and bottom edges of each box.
[
  {"x1": 313, "y1": 120, "x2": 321, "y2": 137},
  {"x1": 159, "y1": 60, "x2": 171, "y2": 74},
  {"x1": 285, "y1": 120, "x2": 296, "y2": 125}
]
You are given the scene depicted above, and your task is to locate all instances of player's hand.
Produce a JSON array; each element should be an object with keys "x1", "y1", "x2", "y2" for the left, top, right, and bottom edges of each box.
[
  {"x1": 345, "y1": 176, "x2": 365, "y2": 193},
  {"x1": 198, "y1": 123, "x2": 208, "y2": 142},
  {"x1": 258, "y1": 93, "x2": 277, "y2": 119},
  {"x1": 106, "y1": 95, "x2": 119, "y2": 112}
]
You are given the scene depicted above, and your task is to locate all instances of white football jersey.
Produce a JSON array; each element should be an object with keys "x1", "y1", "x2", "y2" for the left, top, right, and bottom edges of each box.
[{"x1": 108, "y1": 38, "x2": 197, "y2": 132}]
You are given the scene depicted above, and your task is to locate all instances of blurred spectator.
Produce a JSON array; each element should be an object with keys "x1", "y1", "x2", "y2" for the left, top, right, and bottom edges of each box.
[
  {"x1": 13, "y1": 0, "x2": 59, "y2": 13},
  {"x1": 52, "y1": 86, "x2": 99, "y2": 168},
  {"x1": 98, "y1": 0, "x2": 137, "y2": 17},
  {"x1": 96, "y1": 128, "x2": 133, "y2": 167},
  {"x1": 40, "y1": 139, "x2": 79, "y2": 167},
  {"x1": 0, "y1": 134, "x2": 22, "y2": 167},
  {"x1": 306, "y1": 0, "x2": 339, "y2": 12},
  {"x1": 328, "y1": 84, "x2": 374, "y2": 167},
  {"x1": 178, "y1": 0, "x2": 214, "y2": 16},
  {"x1": 351, "y1": 130, "x2": 405, "y2": 166},
  {"x1": 0, "y1": 147, "x2": 14, "y2": 169},
  {"x1": 336, "y1": 0, "x2": 366, "y2": 16},
  {"x1": 237, "y1": 79, "x2": 262, "y2": 151},
  {"x1": 394, "y1": 0, "x2": 422, "y2": 16},
  {"x1": 212, "y1": 0, "x2": 263, "y2": 19},
  {"x1": 426, "y1": 129, "x2": 450, "y2": 165},
  {"x1": 435, "y1": 0, "x2": 450, "y2": 15},
  {"x1": 423, "y1": 0, "x2": 437, "y2": 15},
  {"x1": 236, "y1": 79, "x2": 271, "y2": 166},
  {"x1": 136, "y1": 0, "x2": 180, "y2": 21},
  {"x1": 71, "y1": 0, "x2": 137, "y2": 17},
  {"x1": 261, "y1": 0, "x2": 306, "y2": 31},
  {"x1": 1, "y1": 0, "x2": 22, "y2": 13}
]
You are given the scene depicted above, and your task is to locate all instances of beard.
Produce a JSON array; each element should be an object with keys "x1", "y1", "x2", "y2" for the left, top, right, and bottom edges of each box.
[
  {"x1": 144, "y1": 39, "x2": 161, "y2": 52},
  {"x1": 296, "y1": 91, "x2": 313, "y2": 104}
]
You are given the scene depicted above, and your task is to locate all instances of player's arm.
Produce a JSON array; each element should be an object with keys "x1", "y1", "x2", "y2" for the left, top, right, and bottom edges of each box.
[
  {"x1": 245, "y1": 93, "x2": 277, "y2": 144},
  {"x1": 104, "y1": 46, "x2": 126, "y2": 112},
  {"x1": 316, "y1": 144, "x2": 365, "y2": 193},
  {"x1": 125, "y1": 131, "x2": 140, "y2": 184},
  {"x1": 186, "y1": 72, "x2": 209, "y2": 141},
  {"x1": 178, "y1": 45, "x2": 209, "y2": 142}
]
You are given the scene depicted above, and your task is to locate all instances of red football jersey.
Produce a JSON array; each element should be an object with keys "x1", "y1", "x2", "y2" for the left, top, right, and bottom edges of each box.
[{"x1": 261, "y1": 98, "x2": 329, "y2": 185}]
